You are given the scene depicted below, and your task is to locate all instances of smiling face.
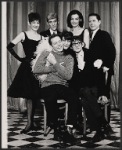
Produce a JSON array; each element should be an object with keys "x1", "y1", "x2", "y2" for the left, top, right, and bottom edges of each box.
[
  {"x1": 51, "y1": 36, "x2": 63, "y2": 52},
  {"x1": 70, "y1": 14, "x2": 80, "y2": 28},
  {"x1": 62, "y1": 37, "x2": 71, "y2": 50},
  {"x1": 29, "y1": 20, "x2": 40, "y2": 31},
  {"x1": 72, "y1": 40, "x2": 83, "y2": 53},
  {"x1": 89, "y1": 16, "x2": 101, "y2": 31},
  {"x1": 48, "y1": 18, "x2": 58, "y2": 31}
]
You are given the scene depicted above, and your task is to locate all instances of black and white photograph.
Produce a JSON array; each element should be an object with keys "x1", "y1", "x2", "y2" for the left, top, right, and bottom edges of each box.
[{"x1": 1, "y1": 0, "x2": 121, "y2": 149}]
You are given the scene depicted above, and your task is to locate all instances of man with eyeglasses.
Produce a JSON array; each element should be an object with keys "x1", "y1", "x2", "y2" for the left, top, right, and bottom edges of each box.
[{"x1": 72, "y1": 36, "x2": 113, "y2": 143}]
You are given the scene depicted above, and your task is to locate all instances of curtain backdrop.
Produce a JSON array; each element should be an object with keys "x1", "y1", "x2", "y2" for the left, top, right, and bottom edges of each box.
[{"x1": 7, "y1": 1, "x2": 120, "y2": 110}]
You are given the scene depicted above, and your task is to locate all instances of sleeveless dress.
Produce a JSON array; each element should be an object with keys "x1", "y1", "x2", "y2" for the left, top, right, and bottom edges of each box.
[{"x1": 8, "y1": 32, "x2": 41, "y2": 99}]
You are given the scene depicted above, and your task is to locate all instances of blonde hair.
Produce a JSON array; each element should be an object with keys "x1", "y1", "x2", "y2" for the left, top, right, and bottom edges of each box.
[{"x1": 47, "y1": 12, "x2": 58, "y2": 22}]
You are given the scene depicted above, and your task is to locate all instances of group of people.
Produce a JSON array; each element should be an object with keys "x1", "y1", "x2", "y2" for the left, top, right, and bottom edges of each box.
[{"x1": 7, "y1": 10, "x2": 116, "y2": 144}]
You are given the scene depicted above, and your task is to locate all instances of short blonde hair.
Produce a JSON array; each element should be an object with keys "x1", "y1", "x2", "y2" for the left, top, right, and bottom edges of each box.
[{"x1": 47, "y1": 12, "x2": 58, "y2": 22}]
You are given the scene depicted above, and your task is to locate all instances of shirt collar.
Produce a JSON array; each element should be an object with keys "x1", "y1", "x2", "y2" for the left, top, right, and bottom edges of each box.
[
  {"x1": 76, "y1": 50, "x2": 83, "y2": 57},
  {"x1": 50, "y1": 29, "x2": 57, "y2": 35},
  {"x1": 92, "y1": 28, "x2": 99, "y2": 39}
]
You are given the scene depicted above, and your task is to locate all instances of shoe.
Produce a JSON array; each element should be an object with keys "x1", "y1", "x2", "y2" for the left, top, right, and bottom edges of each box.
[
  {"x1": 75, "y1": 123, "x2": 83, "y2": 134},
  {"x1": 67, "y1": 126, "x2": 82, "y2": 139},
  {"x1": 20, "y1": 126, "x2": 33, "y2": 134},
  {"x1": 62, "y1": 130, "x2": 78, "y2": 143},
  {"x1": 44, "y1": 126, "x2": 52, "y2": 136},
  {"x1": 32, "y1": 124, "x2": 41, "y2": 131},
  {"x1": 54, "y1": 128, "x2": 63, "y2": 141},
  {"x1": 104, "y1": 124, "x2": 114, "y2": 138},
  {"x1": 62, "y1": 128, "x2": 81, "y2": 144},
  {"x1": 89, "y1": 131, "x2": 105, "y2": 143}
]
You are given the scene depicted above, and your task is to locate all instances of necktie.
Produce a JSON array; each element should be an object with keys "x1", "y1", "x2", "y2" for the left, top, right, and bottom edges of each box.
[{"x1": 90, "y1": 31, "x2": 93, "y2": 43}]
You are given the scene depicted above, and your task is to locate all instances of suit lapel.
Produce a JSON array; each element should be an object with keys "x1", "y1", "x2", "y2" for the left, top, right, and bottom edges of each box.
[
  {"x1": 90, "y1": 29, "x2": 101, "y2": 46},
  {"x1": 46, "y1": 29, "x2": 51, "y2": 36}
]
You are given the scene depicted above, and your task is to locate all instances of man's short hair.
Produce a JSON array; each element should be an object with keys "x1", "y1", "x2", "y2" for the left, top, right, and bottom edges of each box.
[
  {"x1": 48, "y1": 34, "x2": 62, "y2": 45},
  {"x1": 47, "y1": 12, "x2": 58, "y2": 22},
  {"x1": 72, "y1": 36, "x2": 85, "y2": 47},
  {"x1": 89, "y1": 13, "x2": 101, "y2": 21}
]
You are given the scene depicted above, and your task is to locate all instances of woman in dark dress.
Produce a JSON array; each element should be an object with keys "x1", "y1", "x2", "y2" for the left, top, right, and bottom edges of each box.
[
  {"x1": 7, "y1": 12, "x2": 42, "y2": 134},
  {"x1": 67, "y1": 9, "x2": 89, "y2": 49}
]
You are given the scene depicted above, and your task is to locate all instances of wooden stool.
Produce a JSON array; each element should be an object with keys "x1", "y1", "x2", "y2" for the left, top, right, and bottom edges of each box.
[{"x1": 40, "y1": 99, "x2": 68, "y2": 136}]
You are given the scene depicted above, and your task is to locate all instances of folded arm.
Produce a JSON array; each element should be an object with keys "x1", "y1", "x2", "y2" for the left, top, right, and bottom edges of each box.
[
  {"x1": 33, "y1": 50, "x2": 55, "y2": 74},
  {"x1": 47, "y1": 53, "x2": 74, "y2": 80}
]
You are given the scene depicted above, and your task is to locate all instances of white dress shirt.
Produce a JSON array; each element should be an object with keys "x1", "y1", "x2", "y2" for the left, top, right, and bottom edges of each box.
[
  {"x1": 76, "y1": 50, "x2": 85, "y2": 70},
  {"x1": 50, "y1": 29, "x2": 57, "y2": 35},
  {"x1": 91, "y1": 28, "x2": 99, "y2": 40}
]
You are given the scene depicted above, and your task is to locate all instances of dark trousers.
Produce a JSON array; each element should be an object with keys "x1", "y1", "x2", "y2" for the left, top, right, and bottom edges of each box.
[
  {"x1": 105, "y1": 72, "x2": 112, "y2": 123},
  {"x1": 76, "y1": 99, "x2": 83, "y2": 124},
  {"x1": 80, "y1": 86, "x2": 108, "y2": 131},
  {"x1": 41, "y1": 84, "x2": 78, "y2": 128}
]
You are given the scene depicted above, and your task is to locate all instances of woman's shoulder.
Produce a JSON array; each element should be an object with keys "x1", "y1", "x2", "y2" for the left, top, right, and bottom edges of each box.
[
  {"x1": 82, "y1": 28, "x2": 90, "y2": 35},
  {"x1": 16, "y1": 31, "x2": 25, "y2": 38},
  {"x1": 11, "y1": 31, "x2": 25, "y2": 44}
]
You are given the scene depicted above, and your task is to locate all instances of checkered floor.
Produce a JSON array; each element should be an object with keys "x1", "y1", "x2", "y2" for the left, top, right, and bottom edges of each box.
[{"x1": 8, "y1": 108, "x2": 120, "y2": 149}]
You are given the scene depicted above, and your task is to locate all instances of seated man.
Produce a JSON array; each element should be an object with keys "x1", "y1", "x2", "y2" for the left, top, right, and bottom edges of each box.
[
  {"x1": 33, "y1": 34, "x2": 81, "y2": 142},
  {"x1": 71, "y1": 36, "x2": 113, "y2": 143}
]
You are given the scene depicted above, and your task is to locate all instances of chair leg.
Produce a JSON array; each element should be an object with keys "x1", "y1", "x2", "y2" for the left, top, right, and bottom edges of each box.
[
  {"x1": 65, "y1": 103, "x2": 68, "y2": 125},
  {"x1": 104, "y1": 103, "x2": 110, "y2": 122},
  {"x1": 83, "y1": 108, "x2": 86, "y2": 135},
  {"x1": 43, "y1": 104, "x2": 47, "y2": 136}
]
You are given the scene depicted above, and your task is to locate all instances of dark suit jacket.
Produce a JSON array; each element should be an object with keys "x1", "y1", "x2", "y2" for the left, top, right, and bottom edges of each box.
[
  {"x1": 81, "y1": 29, "x2": 116, "y2": 96},
  {"x1": 70, "y1": 30, "x2": 115, "y2": 96},
  {"x1": 40, "y1": 29, "x2": 61, "y2": 37},
  {"x1": 89, "y1": 29, "x2": 116, "y2": 75}
]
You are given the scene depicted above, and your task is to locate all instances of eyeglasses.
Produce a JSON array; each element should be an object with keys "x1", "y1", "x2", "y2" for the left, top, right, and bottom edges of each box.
[{"x1": 72, "y1": 41, "x2": 81, "y2": 46}]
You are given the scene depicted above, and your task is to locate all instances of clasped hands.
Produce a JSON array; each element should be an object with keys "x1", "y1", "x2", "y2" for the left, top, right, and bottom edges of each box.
[{"x1": 47, "y1": 53, "x2": 57, "y2": 65}]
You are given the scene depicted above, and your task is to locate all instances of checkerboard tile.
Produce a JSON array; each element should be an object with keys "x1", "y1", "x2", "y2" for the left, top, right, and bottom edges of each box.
[{"x1": 7, "y1": 108, "x2": 120, "y2": 149}]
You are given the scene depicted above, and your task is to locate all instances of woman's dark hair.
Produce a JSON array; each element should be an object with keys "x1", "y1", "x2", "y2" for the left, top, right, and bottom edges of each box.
[
  {"x1": 88, "y1": 13, "x2": 101, "y2": 21},
  {"x1": 48, "y1": 34, "x2": 62, "y2": 46},
  {"x1": 72, "y1": 36, "x2": 85, "y2": 47},
  {"x1": 67, "y1": 10, "x2": 84, "y2": 28},
  {"x1": 28, "y1": 12, "x2": 41, "y2": 23},
  {"x1": 61, "y1": 30, "x2": 73, "y2": 41}
]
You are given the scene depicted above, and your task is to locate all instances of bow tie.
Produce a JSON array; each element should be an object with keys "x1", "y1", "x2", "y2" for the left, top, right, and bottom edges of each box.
[{"x1": 52, "y1": 31, "x2": 57, "y2": 35}]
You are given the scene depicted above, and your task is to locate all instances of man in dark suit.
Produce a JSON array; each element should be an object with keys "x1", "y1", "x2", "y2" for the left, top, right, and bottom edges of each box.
[
  {"x1": 88, "y1": 13, "x2": 116, "y2": 123},
  {"x1": 71, "y1": 36, "x2": 111, "y2": 143},
  {"x1": 77, "y1": 13, "x2": 115, "y2": 143},
  {"x1": 40, "y1": 12, "x2": 61, "y2": 37}
]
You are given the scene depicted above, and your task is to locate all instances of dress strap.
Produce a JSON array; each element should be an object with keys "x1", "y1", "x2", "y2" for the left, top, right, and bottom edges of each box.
[
  {"x1": 21, "y1": 32, "x2": 27, "y2": 43},
  {"x1": 23, "y1": 32, "x2": 28, "y2": 39}
]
